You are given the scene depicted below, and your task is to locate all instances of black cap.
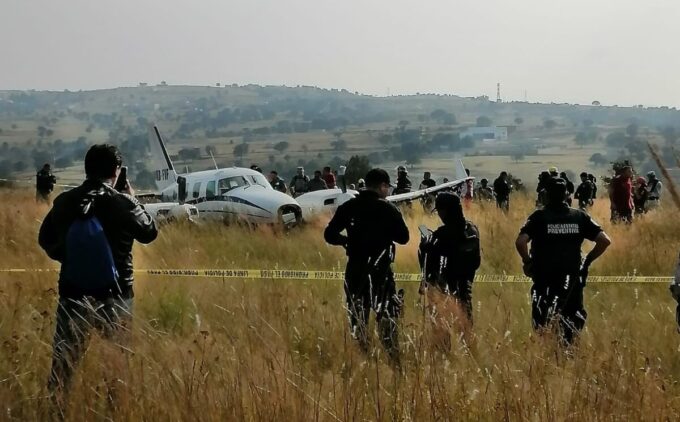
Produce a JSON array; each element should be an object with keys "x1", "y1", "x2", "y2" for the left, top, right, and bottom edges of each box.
[
  {"x1": 435, "y1": 192, "x2": 461, "y2": 211},
  {"x1": 365, "y1": 168, "x2": 392, "y2": 188},
  {"x1": 546, "y1": 177, "x2": 567, "y2": 200}
]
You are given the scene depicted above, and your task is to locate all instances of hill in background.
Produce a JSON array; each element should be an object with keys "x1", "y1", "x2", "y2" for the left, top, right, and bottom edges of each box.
[{"x1": 1, "y1": 84, "x2": 679, "y2": 188}]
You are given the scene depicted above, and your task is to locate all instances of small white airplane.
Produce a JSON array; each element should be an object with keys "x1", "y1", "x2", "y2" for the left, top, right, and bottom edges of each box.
[
  {"x1": 148, "y1": 125, "x2": 302, "y2": 225},
  {"x1": 295, "y1": 159, "x2": 474, "y2": 219}
]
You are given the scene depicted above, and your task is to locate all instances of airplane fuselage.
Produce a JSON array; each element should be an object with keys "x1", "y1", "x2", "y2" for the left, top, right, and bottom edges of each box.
[{"x1": 159, "y1": 168, "x2": 302, "y2": 225}]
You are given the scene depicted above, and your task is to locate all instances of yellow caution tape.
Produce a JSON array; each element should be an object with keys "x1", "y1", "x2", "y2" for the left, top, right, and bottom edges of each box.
[{"x1": 0, "y1": 268, "x2": 674, "y2": 283}]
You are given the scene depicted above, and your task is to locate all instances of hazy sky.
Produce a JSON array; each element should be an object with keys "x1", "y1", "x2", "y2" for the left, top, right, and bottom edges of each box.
[{"x1": 2, "y1": 0, "x2": 679, "y2": 107}]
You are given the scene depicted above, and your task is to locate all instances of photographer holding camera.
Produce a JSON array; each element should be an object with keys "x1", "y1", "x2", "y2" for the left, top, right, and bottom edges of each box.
[{"x1": 39, "y1": 144, "x2": 158, "y2": 400}]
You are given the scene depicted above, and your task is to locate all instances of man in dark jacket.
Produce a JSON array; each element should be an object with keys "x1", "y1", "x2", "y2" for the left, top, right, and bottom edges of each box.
[
  {"x1": 269, "y1": 170, "x2": 288, "y2": 193},
  {"x1": 393, "y1": 165, "x2": 412, "y2": 194},
  {"x1": 493, "y1": 171, "x2": 511, "y2": 211},
  {"x1": 39, "y1": 144, "x2": 158, "y2": 396},
  {"x1": 36, "y1": 163, "x2": 57, "y2": 202},
  {"x1": 290, "y1": 167, "x2": 310, "y2": 197},
  {"x1": 516, "y1": 177, "x2": 611, "y2": 345},
  {"x1": 419, "y1": 193, "x2": 480, "y2": 349},
  {"x1": 308, "y1": 170, "x2": 328, "y2": 191},
  {"x1": 560, "y1": 172, "x2": 575, "y2": 206},
  {"x1": 324, "y1": 168, "x2": 409, "y2": 364},
  {"x1": 574, "y1": 172, "x2": 594, "y2": 210}
]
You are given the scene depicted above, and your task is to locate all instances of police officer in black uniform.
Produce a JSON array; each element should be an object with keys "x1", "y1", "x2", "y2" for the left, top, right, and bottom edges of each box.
[
  {"x1": 394, "y1": 165, "x2": 412, "y2": 195},
  {"x1": 419, "y1": 193, "x2": 480, "y2": 325},
  {"x1": 574, "y1": 172, "x2": 594, "y2": 210},
  {"x1": 36, "y1": 163, "x2": 57, "y2": 202},
  {"x1": 515, "y1": 177, "x2": 611, "y2": 345},
  {"x1": 324, "y1": 168, "x2": 409, "y2": 364}
]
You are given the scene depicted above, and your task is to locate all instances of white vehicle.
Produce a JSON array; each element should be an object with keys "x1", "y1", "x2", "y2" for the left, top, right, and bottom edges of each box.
[
  {"x1": 296, "y1": 160, "x2": 474, "y2": 219},
  {"x1": 148, "y1": 125, "x2": 302, "y2": 225}
]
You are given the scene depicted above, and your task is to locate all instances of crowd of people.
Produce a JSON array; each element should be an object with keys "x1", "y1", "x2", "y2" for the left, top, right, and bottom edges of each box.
[
  {"x1": 32, "y1": 148, "x2": 675, "y2": 406},
  {"x1": 251, "y1": 165, "x2": 338, "y2": 197},
  {"x1": 324, "y1": 165, "x2": 614, "y2": 366},
  {"x1": 608, "y1": 166, "x2": 663, "y2": 223}
]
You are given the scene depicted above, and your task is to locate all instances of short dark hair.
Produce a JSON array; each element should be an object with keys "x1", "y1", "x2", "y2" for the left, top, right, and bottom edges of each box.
[
  {"x1": 270, "y1": 170, "x2": 278, "y2": 175},
  {"x1": 323, "y1": 166, "x2": 331, "y2": 172},
  {"x1": 546, "y1": 177, "x2": 567, "y2": 206},
  {"x1": 85, "y1": 144, "x2": 122, "y2": 180},
  {"x1": 314, "y1": 170, "x2": 322, "y2": 175},
  {"x1": 580, "y1": 172, "x2": 588, "y2": 178},
  {"x1": 365, "y1": 168, "x2": 391, "y2": 189}
]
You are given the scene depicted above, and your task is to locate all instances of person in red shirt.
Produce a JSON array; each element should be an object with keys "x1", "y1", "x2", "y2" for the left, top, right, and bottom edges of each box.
[
  {"x1": 609, "y1": 166, "x2": 634, "y2": 223},
  {"x1": 322, "y1": 166, "x2": 336, "y2": 189}
]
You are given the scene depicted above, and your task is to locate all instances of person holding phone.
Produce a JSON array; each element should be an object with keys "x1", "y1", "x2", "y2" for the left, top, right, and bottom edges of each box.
[{"x1": 39, "y1": 145, "x2": 157, "y2": 405}]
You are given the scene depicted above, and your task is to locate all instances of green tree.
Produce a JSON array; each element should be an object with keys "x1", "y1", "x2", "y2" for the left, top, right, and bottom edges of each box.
[
  {"x1": 514, "y1": 117, "x2": 524, "y2": 125},
  {"x1": 543, "y1": 119, "x2": 557, "y2": 130},
  {"x1": 378, "y1": 134, "x2": 393, "y2": 145},
  {"x1": 134, "y1": 169, "x2": 157, "y2": 189},
  {"x1": 442, "y1": 113, "x2": 457, "y2": 125},
  {"x1": 661, "y1": 126, "x2": 678, "y2": 145},
  {"x1": 233, "y1": 142, "x2": 249, "y2": 159},
  {"x1": 589, "y1": 153, "x2": 608, "y2": 167},
  {"x1": 626, "y1": 123, "x2": 639, "y2": 138},
  {"x1": 331, "y1": 139, "x2": 347, "y2": 151},
  {"x1": 476, "y1": 116, "x2": 493, "y2": 127},
  {"x1": 345, "y1": 155, "x2": 371, "y2": 185},
  {"x1": 55, "y1": 156, "x2": 73, "y2": 169},
  {"x1": 273, "y1": 141, "x2": 289, "y2": 153}
]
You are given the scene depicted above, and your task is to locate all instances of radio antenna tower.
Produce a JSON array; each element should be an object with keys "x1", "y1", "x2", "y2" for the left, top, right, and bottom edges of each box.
[{"x1": 496, "y1": 83, "x2": 502, "y2": 103}]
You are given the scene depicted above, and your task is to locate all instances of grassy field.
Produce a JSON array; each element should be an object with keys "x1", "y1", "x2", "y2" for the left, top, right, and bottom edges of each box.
[{"x1": 1, "y1": 188, "x2": 680, "y2": 420}]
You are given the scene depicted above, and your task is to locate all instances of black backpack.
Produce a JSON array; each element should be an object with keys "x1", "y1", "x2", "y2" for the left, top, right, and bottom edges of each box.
[
  {"x1": 458, "y1": 222, "x2": 481, "y2": 273},
  {"x1": 420, "y1": 221, "x2": 481, "y2": 282},
  {"x1": 62, "y1": 193, "x2": 120, "y2": 296}
]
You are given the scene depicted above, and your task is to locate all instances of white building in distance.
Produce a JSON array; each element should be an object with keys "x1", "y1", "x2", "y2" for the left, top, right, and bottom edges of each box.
[{"x1": 460, "y1": 126, "x2": 508, "y2": 142}]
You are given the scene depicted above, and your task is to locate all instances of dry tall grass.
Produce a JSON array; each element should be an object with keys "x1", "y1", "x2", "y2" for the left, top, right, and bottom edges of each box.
[{"x1": 1, "y1": 188, "x2": 680, "y2": 420}]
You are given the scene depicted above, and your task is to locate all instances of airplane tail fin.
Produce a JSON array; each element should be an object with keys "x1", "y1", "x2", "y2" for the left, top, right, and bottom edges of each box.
[
  {"x1": 455, "y1": 159, "x2": 469, "y2": 180},
  {"x1": 148, "y1": 125, "x2": 178, "y2": 191}
]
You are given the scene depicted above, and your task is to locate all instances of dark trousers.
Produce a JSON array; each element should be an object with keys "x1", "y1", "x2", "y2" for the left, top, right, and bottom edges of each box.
[
  {"x1": 530, "y1": 273, "x2": 586, "y2": 345},
  {"x1": 611, "y1": 209, "x2": 633, "y2": 224},
  {"x1": 36, "y1": 190, "x2": 51, "y2": 202},
  {"x1": 496, "y1": 197, "x2": 509, "y2": 211},
  {"x1": 434, "y1": 277, "x2": 473, "y2": 324},
  {"x1": 344, "y1": 259, "x2": 402, "y2": 362},
  {"x1": 48, "y1": 296, "x2": 133, "y2": 392}
]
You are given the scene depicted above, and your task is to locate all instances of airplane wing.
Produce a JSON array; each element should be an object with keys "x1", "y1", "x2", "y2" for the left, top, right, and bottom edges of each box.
[
  {"x1": 387, "y1": 176, "x2": 473, "y2": 204},
  {"x1": 387, "y1": 158, "x2": 472, "y2": 204}
]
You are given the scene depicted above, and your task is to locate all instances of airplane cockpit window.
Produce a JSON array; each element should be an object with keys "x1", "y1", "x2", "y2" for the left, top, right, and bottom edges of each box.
[
  {"x1": 218, "y1": 176, "x2": 248, "y2": 194},
  {"x1": 248, "y1": 174, "x2": 270, "y2": 188}
]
